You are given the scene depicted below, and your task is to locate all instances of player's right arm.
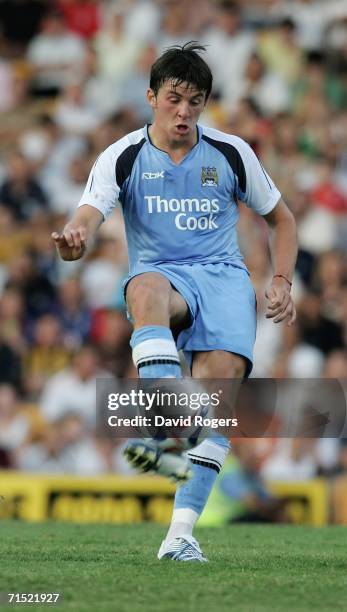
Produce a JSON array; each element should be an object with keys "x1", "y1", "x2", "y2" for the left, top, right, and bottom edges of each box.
[
  {"x1": 52, "y1": 204, "x2": 103, "y2": 261},
  {"x1": 52, "y1": 130, "x2": 145, "y2": 261},
  {"x1": 52, "y1": 141, "x2": 124, "y2": 261}
]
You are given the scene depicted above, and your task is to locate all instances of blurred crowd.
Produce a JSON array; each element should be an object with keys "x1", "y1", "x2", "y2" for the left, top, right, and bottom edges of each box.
[{"x1": 0, "y1": 0, "x2": 347, "y2": 483}]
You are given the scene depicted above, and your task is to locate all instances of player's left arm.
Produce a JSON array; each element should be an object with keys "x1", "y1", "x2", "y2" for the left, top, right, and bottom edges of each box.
[
  {"x1": 229, "y1": 134, "x2": 297, "y2": 325},
  {"x1": 263, "y1": 198, "x2": 297, "y2": 326}
]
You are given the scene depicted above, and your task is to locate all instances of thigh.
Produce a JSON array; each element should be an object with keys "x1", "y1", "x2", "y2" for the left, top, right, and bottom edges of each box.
[{"x1": 125, "y1": 270, "x2": 190, "y2": 331}]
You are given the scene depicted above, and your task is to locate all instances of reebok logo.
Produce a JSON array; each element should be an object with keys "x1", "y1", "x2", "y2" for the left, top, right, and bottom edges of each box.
[{"x1": 142, "y1": 171, "x2": 165, "y2": 180}]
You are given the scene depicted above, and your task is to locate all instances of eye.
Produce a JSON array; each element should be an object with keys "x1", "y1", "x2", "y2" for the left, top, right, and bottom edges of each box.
[{"x1": 191, "y1": 99, "x2": 203, "y2": 106}]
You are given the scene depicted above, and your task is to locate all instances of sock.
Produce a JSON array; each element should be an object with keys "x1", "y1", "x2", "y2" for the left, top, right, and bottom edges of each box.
[
  {"x1": 165, "y1": 508, "x2": 200, "y2": 542},
  {"x1": 165, "y1": 435, "x2": 230, "y2": 541},
  {"x1": 131, "y1": 325, "x2": 182, "y2": 378}
]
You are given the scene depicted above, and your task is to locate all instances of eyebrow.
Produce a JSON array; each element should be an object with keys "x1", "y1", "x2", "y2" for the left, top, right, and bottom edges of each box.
[{"x1": 167, "y1": 90, "x2": 204, "y2": 99}]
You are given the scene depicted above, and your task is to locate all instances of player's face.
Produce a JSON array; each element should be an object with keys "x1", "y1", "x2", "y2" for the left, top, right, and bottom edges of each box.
[{"x1": 147, "y1": 80, "x2": 207, "y2": 146}]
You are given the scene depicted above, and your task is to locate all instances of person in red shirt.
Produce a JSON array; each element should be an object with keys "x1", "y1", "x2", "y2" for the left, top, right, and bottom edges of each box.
[{"x1": 57, "y1": 0, "x2": 101, "y2": 40}]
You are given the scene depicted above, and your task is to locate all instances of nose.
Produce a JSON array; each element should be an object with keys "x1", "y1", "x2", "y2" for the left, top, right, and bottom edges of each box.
[{"x1": 177, "y1": 101, "x2": 190, "y2": 119}]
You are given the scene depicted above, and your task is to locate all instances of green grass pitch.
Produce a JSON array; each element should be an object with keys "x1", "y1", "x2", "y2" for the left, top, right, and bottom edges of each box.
[{"x1": 1, "y1": 522, "x2": 346, "y2": 612}]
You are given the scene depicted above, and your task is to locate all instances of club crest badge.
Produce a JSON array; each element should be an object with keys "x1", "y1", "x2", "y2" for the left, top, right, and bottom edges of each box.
[{"x1": 201, "y1": 166, "x2": 218, "y2": 186}]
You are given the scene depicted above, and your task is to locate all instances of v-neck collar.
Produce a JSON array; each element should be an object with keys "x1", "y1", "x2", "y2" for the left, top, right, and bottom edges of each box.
[{"x1": 144, "y1": 124, "x2": 202, "y2": 166}]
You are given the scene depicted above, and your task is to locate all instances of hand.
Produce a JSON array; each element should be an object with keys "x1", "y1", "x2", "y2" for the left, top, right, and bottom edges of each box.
[
  {"x1": 265, "y1": 277, "x2": 296, "y2": 326},
  {"x1": 51, "y1": 226, "x2": 87, "y2": 261}
]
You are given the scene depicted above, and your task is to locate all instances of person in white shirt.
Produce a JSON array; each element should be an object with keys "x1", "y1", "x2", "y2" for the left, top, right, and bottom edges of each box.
[
  {"x1": 27, "y1": 9, "x2": 86, "y2": 95},
  {"x1": 202, "y1": 0, "x2": 256, "y2": 107}
]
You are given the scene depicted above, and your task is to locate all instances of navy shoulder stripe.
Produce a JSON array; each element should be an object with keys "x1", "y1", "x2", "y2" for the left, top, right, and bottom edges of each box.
[
  {"x1": 202, "y1": 135, "x2": 246, "y2": 194},
  {"x1": 115, "y1": 138, "x2": 146, "y2": 188}
]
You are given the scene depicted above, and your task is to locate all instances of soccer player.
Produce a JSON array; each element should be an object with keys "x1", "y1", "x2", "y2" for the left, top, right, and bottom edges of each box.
[{"x1": 52, "y1": 43, "x2": 297, "y2": 562}]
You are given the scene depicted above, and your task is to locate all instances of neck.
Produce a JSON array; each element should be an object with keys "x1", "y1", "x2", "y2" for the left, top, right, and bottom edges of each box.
[{"x1": 148, "y1": 124, "x2": 198, "y2": 163}]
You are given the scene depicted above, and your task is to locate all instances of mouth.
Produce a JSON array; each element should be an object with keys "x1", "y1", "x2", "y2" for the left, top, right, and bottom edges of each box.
[{"x1": 174, "y1": 124, "x2": 189, "y2": 135}]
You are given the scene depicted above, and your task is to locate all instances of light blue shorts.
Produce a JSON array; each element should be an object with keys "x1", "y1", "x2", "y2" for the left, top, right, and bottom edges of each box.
[{"x1": 124, "y1": 261, "x2": 257, "y2": 375}]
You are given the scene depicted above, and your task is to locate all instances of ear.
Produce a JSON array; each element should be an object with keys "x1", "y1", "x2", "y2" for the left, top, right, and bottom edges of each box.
[{"x1": 147, "y1": 88, "x2": 157, "y2": 109}]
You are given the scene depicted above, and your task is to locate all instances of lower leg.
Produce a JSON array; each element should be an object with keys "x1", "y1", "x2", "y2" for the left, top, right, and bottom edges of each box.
[
  {"x1": 165, "y1": 435, "x2": 230, "y2": 540},
  {"x1": 127, "y1": 273, "x2": 188, "y2": 379},
  {"x1": 164, "y1": 351, "x2": 246, "y2": 542},
  {"x1": 124, "y1": 272, "x2": 193, "y2": 480}
]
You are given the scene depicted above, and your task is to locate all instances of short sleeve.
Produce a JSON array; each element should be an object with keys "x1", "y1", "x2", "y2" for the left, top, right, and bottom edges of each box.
[
  {"x1": 234, "y1": 137, "x2": 281, "y2": 215},
  {"x1": 78, "y1": 147, "x2": 120, "y2": 220}
]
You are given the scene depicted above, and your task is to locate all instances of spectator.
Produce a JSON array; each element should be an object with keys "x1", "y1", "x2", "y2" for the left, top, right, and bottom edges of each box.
[
  {"x1": 202, "y1": 0, "x2": 256, "y2": 106},
  {"x1": 6, "y1": 250, "x2": 57, "y2": 322},
  {"x1": 0, "y1": 385, "x2": 31, "y2": 467},
  {"x1": 16, "y1": 412, "x2": 107, "y2": 474},
  {"x1": 39, "y1": 344, "x2": 108, "y2": 427},
  {"x1": 49, "y1": 155, "x2": 90, "y2": 215},
  {"x1": 199, "y1": 439, "x2": 287, "y2": 525},
  {"x1": 0, "y1": 151, "x2": 49, "y2": 221},
  {"x1": 57, "y1": 0, "x2": 102, "y2": 40},
  {"x1": 19, "y1": 114, "x2": 87, "y2": 202},
  {"x1": 121, "y1": 44, "x2": 159, "y2": 124},
  {"x1": 293, "y1": 51, "x2": 347, "y2": 119},
  {"x1": 0, "y1": 0, "x2": 47, "y2": 55},
  {"x1": 0, "y1": 59, "x2": 16, "y2": 113},
  {"x1": 0, "y1": 287, "x2": 27, "y2": 357},
  {"x1": 157, "y1": 0, "x2": 196, "y2": 52},
  {"x1": 310, "y1": 158, "x2": 347, "y2": 215},
  {"x1": 271, "y1": 0, "x2": 347, "y2": 52},
  {"x1": 87, "y1": 110, "x2": 139, "y2": 159},
  {"x1": 55, "y1": 277, "x2": 91, "y2": 349},
  {"x1": 80, "y1": 237, "x2": 125, "y2": 309},
  {"x1": 24, "y1": 313, "x2": 71, "y2": 398},
  {"x1": 53, "y1": 81, "x2": 103, "y2": 136},
  {"x1": 324, "y1": 348, "x2": 347, "y2": 378},
  {"x1": 314, "y1": 250, "x2": 347, "y2": 320},
  {"x1": 235, "y1": 52, "x2": 291, "y2": 116},
  {"x1": 0, "y1": 338, "x2": 22, "y2": 390},
  {"x1": 124, "y1": 0, "x2": 160, "y2": 44},
  {"x1": 0, "y1": 206, "x2": 30, "y2": 268},
  {"x1": 90, "y1": 308, "x2": 132, "y2": 377},
  {"x1": 93, "y1": 3, "x2": 143, "y2": 81},
  {"x1": 261, "y1": 439, "x2": 318, "y2": 481},
  {"x1": 26, "y1": 8, "x2": 86, "y2": 97},
  {"x1": 80, "y1": 46, "x2": 123, "y2": 118},
  {"x1": 257, "y1": 18, "x2": 305, "y2": 84},
  {"x1": 297, "y1": 292, "x2": 344, "y2": 355},
  {"x1": 30, "y1": 220, "x2": 59, "y2": 284}
]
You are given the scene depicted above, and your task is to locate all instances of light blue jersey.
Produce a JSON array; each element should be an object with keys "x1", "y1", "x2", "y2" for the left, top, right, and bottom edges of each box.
[
  {"x1": 78, "y1": 125, "x2": 281, "y2": 372},
  {"x1": 78, "y1": 125, "x2": 280, "y2": 272}
]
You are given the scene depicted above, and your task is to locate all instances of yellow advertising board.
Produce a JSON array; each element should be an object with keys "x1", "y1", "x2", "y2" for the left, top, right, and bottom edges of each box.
[
  {"x1": 0, "y1": 471, "x2": 175, "y2": 523},
  {"x1": 269, "y1": 479, "x2": 328, "y2": 526},
  {"x1": 0, "y1": 471, "x2": 328, "y2": 525},
  {"x1": 332, "y1": 475, "x2": 347, "y2": 524}
]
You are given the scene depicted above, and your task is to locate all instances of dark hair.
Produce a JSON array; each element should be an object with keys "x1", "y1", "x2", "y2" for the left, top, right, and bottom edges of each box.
[
  {"x1": 306, "y1": 50, "x2": 325, "y2": 66},
  {"x1": 217, "y1": 0, "x2": 240, "y2": 13},
  {"x1": 149, "y1": 42, "x2": 212, "y2": 100},
  {"x1": 280, "y1": 17, "x2": 296, "y2": 31}
]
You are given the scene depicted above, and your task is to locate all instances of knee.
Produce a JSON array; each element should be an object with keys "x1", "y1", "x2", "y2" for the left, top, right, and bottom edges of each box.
[
  {"x1": 227, "y1": 355, "x2": 247, "y2": 379},
  {"x1": 209, "y1": 359, "x2": 245, "y2": 379},
  {"x1": 126, "y1": 274, "x2": 171, "y2": 321},
  {"x1": 193, "y1": 351, "x2": 247, "y2": 378}
]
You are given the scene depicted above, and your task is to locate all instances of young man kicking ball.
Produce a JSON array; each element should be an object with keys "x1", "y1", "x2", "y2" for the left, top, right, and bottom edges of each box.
[{"x1": 52, "y1": 43, "x2": 297, "y2": 562}]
